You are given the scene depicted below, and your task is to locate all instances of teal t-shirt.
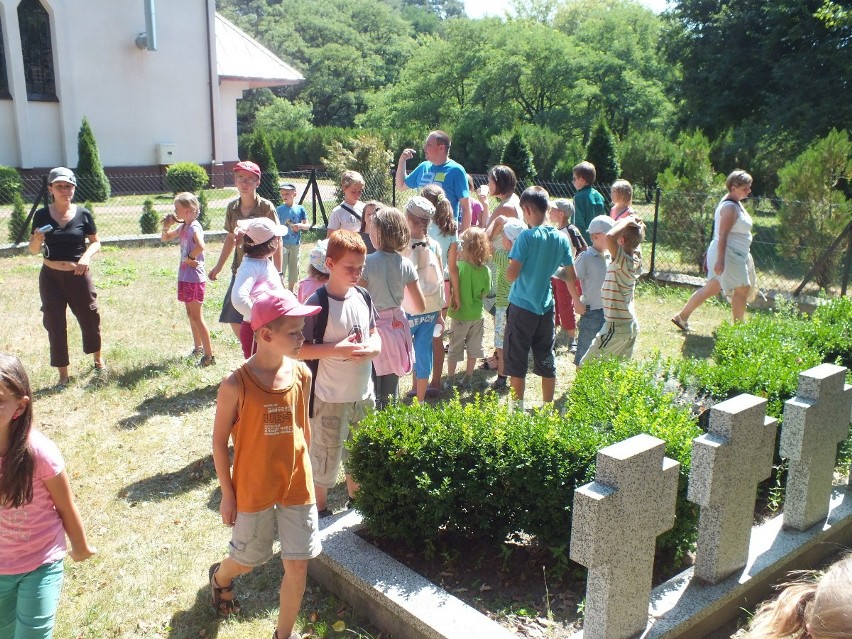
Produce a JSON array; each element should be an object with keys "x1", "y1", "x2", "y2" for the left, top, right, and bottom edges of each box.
[
  {"x1": 448, "y1": 260, "x2": 491, "y2": 321},
  {"x1": 276, "y1": 203, "x2": 307, "y2": 245},
  {"x1": 508, "y1": 225, "x2": 573, "y2": 314},
  {"x1": 572, "y1": 185, "x2": 605, "y2": 244}
]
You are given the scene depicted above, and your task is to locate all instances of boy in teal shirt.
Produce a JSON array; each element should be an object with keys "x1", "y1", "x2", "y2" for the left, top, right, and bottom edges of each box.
[
  {"x1": 572, "y1": 161, "x2": 606, "y2": 245},
  {"x1": 505, "y1": 187, "x2": 582, "y2": 409},
  {"x1": 276, "y1": 182, "x2": 310, "y2": 291}
]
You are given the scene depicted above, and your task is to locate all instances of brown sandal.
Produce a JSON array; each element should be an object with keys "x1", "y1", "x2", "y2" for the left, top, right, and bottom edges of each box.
[{"x1": 209, "y1": 562, "x2": 240, "y2": 616}]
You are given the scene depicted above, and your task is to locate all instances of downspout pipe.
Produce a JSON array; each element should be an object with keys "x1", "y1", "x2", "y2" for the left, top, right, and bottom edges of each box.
[{"x1": 135, "y1": 0, "x2": 157, "y2": 51}]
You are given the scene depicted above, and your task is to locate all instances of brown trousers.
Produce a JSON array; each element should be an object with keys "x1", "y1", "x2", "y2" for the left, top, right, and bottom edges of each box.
[{"x1": 39, "y1": 266, "x2": 101, "y2": 368}]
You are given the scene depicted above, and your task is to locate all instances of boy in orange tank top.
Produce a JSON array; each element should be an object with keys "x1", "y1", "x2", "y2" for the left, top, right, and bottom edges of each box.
[{"x1": 208, "y1": 290, "x2": 322, "y2": 639}]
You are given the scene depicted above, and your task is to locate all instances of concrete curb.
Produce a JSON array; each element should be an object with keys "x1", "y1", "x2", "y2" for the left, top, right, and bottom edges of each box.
[{"x1": 311, "y1": 510, "x2": 517, "y2": 639}]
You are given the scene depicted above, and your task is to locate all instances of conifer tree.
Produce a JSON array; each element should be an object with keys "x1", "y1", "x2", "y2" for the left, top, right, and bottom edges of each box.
[
  {"x1": 198, "y1": 189, "x2": 211, "y2": 230},
  {"x1": 586, "y1": 119, "x2": 620, "y2": 188},
  {"x1": 246, "y1": 131, "x2": 281, "y2": 206},
  {"x1": 139, "y1": 198, "x2": 159, "y2": 234},
  {"x1": 7, "y1": 193, "x2": 28, "y2": 244},
  {"x1": 500, "y1": 131, "x2": 537, "y2": 184},
  {"x1": 76, "y1": 118, "x2": 111, "y2": 202}
]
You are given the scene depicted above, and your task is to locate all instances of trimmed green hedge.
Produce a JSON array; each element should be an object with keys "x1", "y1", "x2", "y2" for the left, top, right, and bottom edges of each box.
[
  {"x1": 349, "y1": 358, "x2": 700, "y2": 559},
  {"x1": 165, "y1": 162, "x2": 209, "y2": 194}
]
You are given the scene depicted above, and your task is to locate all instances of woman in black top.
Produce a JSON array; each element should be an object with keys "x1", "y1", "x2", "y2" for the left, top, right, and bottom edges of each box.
[{"x1": 28, "y1": 167, "x2": 104, "y2": 386}]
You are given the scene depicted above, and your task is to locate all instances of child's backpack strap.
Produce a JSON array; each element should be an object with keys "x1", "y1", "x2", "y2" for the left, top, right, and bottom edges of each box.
[
  {"x1": 305, "y1": 285, "x2": 374, "y2": 418},
  {"x1": 306, "y1": 286, "x2": 329, "y2": 418}
]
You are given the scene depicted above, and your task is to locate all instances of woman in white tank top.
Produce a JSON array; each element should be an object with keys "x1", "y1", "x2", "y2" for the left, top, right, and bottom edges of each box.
[{"x1": 672, "y1": 170, "x2": 755, "y2": 330}]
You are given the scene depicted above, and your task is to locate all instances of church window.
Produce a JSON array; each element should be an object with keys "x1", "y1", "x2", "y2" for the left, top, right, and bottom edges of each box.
[{"x1": 18, "y1": 0, "x2": 56, "y2": 100}]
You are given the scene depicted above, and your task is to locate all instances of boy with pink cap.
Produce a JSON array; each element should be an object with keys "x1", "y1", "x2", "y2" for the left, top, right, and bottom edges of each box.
[
  {"x1": 209, "y1": 161, "x2": 282, "y2": 337},
  {"x1": 209, "y1": 289, "x2": 322, "y2": 639}
]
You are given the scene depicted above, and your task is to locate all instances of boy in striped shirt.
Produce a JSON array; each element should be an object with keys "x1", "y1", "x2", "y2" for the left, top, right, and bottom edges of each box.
[{"x1": 579, "y1": 215, "x2": 645, "y2": 364}]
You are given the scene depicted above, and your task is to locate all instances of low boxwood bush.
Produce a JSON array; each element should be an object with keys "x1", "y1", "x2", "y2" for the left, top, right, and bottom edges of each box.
[
  {"x1": 0, "y1": 166, "x2": 23, "y2": 205},
  {"x1": 165, "y1": 162, "x2": 209, "y2": 194},
  {"x1": 675, "y1": 298, "x2": 852, "y2": 419},
  {"x1": 349, "y1": 358, "x2": 700, "y2": 560}
]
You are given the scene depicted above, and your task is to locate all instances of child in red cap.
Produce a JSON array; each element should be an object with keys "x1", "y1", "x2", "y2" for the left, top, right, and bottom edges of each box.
[{"x1": 209, "y1": 289, "x2": 321, "y2": 639}]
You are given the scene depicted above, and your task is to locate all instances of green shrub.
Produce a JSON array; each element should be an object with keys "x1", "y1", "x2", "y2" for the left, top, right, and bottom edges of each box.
[
  {"x1": 500, "y1": 131, "x2": 537, "y2": 184},
  {"x1": 7, "y1": 193, "x2": 28, "y2": 244},
  {"x1": 139, "y1": 198, "x2": 159, "y2": 234},
  {"x1": 165, "y1": 162, "x2": 209, "y2": 195},
  {"x1": 83, "y1": 202, "x2": 95, "y2": 218},
  {"x1": 808, "y1": 297, "x2": 852, "y2": 368},
  {"x1": 776, "y1": 129, "x2": 851, "y2": 291},
  {"x1": 0, "y1": 166, "x2": 23, "y2": 205},
  {"x1": 197, "y1": 190, "x2": 211, "y2": 231},
  {"x1": 76, "y1": 118, "x2": 111, "y2": 202},
  {"x1": 657, "y1": 131, "x2": 725, "y2": 268},
  {"x1": 350, "y1": 359, "x2": 699, "y2": 560},
  {"x1": 322, "y1": 133, "x2": 392, "y2": 202},
  {"x1": 619, "y1": 129, "x2": 674, "y2": 201},
  {"x1": 585, "y1": 119, "x2": 620, "y2": 189}
]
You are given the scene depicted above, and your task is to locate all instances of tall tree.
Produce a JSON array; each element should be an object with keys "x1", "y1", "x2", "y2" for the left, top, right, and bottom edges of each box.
[{"x1": 664, "y1": 0, "x2": 851, "y2": 146}]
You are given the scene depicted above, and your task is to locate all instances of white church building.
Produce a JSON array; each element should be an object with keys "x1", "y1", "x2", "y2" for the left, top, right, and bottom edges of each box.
[{"x1": 0, "y1": 0, "x2": 302, "y2": 178}]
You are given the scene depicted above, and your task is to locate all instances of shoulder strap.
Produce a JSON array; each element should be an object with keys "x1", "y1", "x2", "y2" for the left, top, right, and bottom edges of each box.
[
  {"x1": 306, "y1": 286, "x2": 329, "y2": 418},
  {"x1": 340, "y1": 203, "x2": 362, "y2": 222}
]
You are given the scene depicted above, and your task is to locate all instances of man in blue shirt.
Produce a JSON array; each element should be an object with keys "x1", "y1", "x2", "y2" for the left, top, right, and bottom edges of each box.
[{"x1": 395, "y1": 130, "x2": 472, "y2": 231}]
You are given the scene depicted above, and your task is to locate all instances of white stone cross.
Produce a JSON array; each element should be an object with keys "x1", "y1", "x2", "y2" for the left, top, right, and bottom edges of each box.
[
  {"x1": 570, "y1": 434, "x2": 680, "y2": 639},
  {"x1": 781, "y1": 364, "x2": 852, "y2": 531},
  {"x1": 688, "y1": 394, "x2": 778, "y2": 583}
]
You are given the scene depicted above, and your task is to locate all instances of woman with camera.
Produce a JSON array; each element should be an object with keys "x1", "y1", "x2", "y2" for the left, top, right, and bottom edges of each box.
[{"x1": 28, "y1": 167, "x2": 104, "y2": 386}]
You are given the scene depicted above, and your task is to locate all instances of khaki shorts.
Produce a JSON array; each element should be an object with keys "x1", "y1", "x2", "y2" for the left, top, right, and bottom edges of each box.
[
  {"x1": 447, "y1": 318, "x2": 485, "y2": 360},
  {"x1": 310, "y1": 397, "x2": 374, "y2": 488},
  {"x1": 580, "y1": 320, "x2": 638, "y2": 364},
  {"x1": 228, "y1": 503, "x2": 321, "y2": 566}
]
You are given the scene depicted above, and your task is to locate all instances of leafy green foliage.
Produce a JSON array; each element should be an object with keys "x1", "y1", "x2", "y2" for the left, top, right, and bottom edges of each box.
[
  {"x1": 7, "y1": 193, "x2": 28, "y2": 244},
  {"x1": 254, "y1": 97, "x2": 314, "y2": 134},
  {"x1": 675, "y1": 298, "x2": 852, "y2": 419},
  {"x1": 321, "y1": 133, "x2": 392, "y2": 202},
  {"x1": 619, "y1": 129, "x2": 674, "y2": 201},
  {"x1": 776, "y1": 129, "x2": 851, "y2": 291},
  {"x1": 245, "y1": 130, "x2": 282, "y2": 206},
  {"x1": 501, "y1": 131, "x2": 537, "y2": 183},
  {"x1": 350, "y1": 360, "x2": 700, "y2": 559},
  {"x1": 139, "y1": 198, "x2": 159, "y2": 234},
  {"x1": 585, "y1": 119, "x2": 620, "y2": 187},
  {"x1": 164, "y1": 162, "x2": 209, "y2": 195},
  {"x1": 76, "y1": 118, "x2": 111, "y2": 202},
  {"x1": 0, "y1": 166, "x2": 23, "y2": 205},
  {"x1": 657, "y1": 131, "x2": 725, "y2": 268},
  {"x1": 664, "y1": 0, "x2": 850, "y2": 170}
]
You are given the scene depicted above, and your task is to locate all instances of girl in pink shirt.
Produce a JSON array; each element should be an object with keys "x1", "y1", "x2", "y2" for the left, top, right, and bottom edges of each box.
[{"x1": 0, "y1": 354, "x2": 95, "y2": 638}]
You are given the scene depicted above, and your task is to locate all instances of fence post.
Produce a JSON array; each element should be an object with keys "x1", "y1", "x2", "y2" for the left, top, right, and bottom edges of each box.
[
  {"x1": 391, "y1": 167, "x2": 396, "y2": 208},
  {"x1": 649, "y1": 187, "x2": 660, "y2": 277},
  {"x1": 842, "y1": 222, "x2": 851, "y2": 297}
]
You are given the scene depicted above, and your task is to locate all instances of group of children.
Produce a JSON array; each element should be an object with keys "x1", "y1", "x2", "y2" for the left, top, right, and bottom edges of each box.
[{"x1": 1, "y1": 158, "x2": 647, "y2": 639}]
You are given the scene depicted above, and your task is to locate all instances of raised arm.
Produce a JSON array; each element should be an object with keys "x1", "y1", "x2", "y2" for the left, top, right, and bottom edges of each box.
[{"x1": 395, "y1": 148, "x2": 416, "y2": 192}]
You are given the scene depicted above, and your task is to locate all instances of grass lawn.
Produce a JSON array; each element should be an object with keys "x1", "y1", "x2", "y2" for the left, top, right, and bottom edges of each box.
[{"x1": 0, "y1": 241, "x2": 732, "y2": 639}]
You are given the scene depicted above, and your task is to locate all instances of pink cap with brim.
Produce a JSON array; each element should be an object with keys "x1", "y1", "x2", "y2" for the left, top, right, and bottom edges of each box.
[
  {"x1": 236, "y1": 217, "x2": 288, "y2": 244},
  {"x1": 251, "y1": 290, "x2": 322, "y2": 331},
  {"x1": 233, "y1": 161, "x2": 261, "y2": 178}
]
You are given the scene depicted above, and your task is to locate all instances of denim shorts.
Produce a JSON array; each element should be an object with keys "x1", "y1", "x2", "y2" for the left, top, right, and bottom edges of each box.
[
  {"x1": 228, "y1": 503, "x2": 321, "y2": 566},
  {"x1": 574, "y1": 307, "x2": 605, "y2": 365},
  {"x1": 493, "y1": 306, "x2": 508, "y2": 349}
]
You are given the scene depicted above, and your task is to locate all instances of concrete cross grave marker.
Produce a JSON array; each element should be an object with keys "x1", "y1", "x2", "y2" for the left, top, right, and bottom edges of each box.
[
  {"x1": 688, "y1": 394, "x2": 778, "y2": 584},
  {"x1": 570, "y1": 434, "x2": 680, "y2": 639},
  {"x1": 781, "y1": 364, "x2": 852, "y2": 531}
]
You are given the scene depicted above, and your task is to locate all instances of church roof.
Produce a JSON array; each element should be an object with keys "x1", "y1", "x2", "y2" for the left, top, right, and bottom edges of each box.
[{"x1": 215, "y1": 13, "x2": 304, "y2": 88}]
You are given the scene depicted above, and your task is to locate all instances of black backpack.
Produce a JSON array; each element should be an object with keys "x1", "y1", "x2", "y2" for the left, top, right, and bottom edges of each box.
[{"x1": 304, "y1": 284, "x2": 374, "y2": 417}]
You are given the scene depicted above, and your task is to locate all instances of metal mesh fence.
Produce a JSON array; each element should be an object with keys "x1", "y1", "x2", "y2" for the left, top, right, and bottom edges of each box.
[{"x1": 1, "y1": 170, "x2": 849, "y2": 297}]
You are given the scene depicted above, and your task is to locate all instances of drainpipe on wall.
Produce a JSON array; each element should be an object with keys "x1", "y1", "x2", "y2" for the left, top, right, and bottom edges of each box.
[
  {"x1": 205, "y1": 0, "x2": 223, "y2": 187},
  {"x1": 135, "y1": 0, "x2": 158, "y2": 51}
]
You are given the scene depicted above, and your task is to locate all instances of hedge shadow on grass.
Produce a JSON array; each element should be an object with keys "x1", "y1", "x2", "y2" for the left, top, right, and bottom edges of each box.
[
  {"x1": 119, "y1": 453, "x2": 219, "y2": 503},
  {"x1": 117, "y1": 383, "x2": 218, "y2": 430}
]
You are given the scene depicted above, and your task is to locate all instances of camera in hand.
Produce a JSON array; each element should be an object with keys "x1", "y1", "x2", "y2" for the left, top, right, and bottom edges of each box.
[{"x1": 37, "y1": 224, "x2": 53, "y2": 234}]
